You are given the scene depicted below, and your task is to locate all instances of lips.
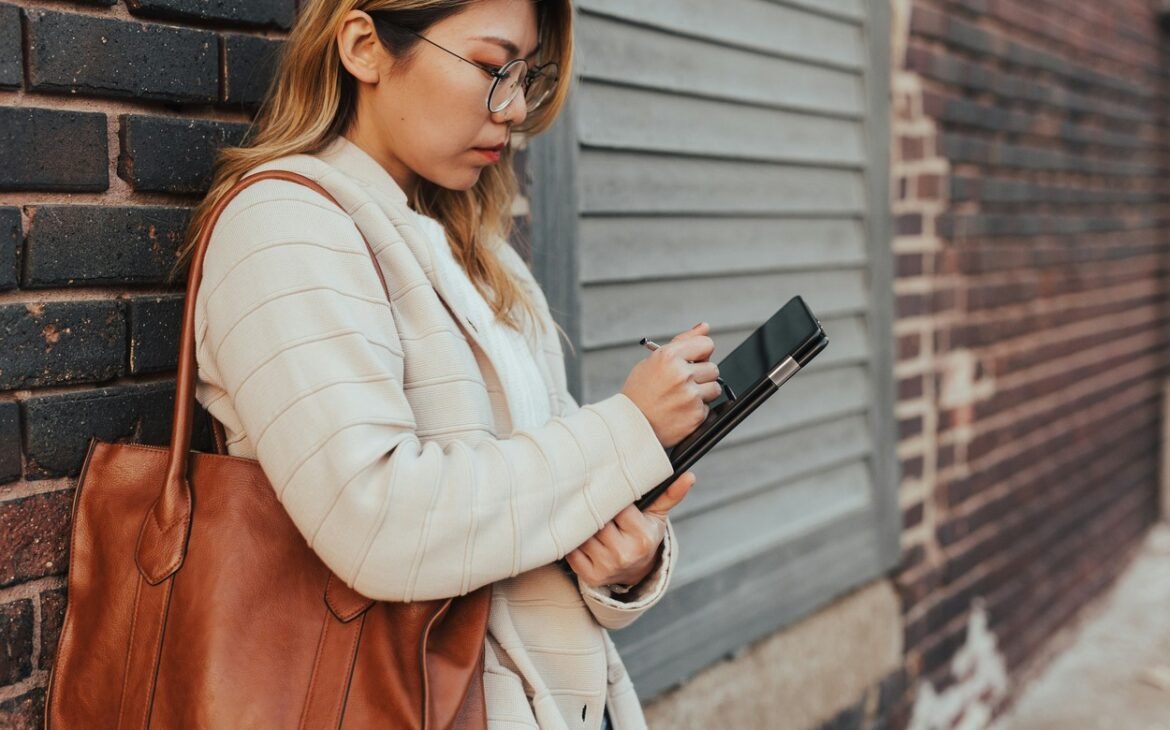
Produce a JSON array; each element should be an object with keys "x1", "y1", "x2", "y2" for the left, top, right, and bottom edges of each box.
[{"x1": 473, "y1": 142, "x2": 507, "y2": 163}]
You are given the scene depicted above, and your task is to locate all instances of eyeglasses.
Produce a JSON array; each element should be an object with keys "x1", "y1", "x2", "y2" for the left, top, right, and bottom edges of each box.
[{"x1": 406, "y1": 31, "x2": 559, "y2": 114}]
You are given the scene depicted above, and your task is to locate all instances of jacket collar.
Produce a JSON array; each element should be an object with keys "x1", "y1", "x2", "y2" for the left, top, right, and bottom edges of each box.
[
  {"x1": 313, "y1": 135, "x2": 557, "y2": 424},
  {"x1": 315, "y1": 135, "x2": 411, "y2": 206}
]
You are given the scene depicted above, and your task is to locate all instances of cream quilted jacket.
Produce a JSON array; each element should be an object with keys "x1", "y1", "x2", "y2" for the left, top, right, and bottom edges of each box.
[{"x1": 193, "y1": 136, "x2": 678, "y2": 729}]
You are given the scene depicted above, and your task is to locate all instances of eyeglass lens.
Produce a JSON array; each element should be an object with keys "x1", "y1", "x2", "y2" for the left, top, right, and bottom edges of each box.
[{"x1": 488, "y1": 60, "x2": 557, "y2": 113}]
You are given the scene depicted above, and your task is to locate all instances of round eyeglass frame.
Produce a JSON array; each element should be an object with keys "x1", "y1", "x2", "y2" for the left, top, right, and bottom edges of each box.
[
  {"x1": 483, "y1": 58, "x2": 559, "y2": 114},
  {"x1": 392, "y1": 25, "x2": 559, "y2": 114}
]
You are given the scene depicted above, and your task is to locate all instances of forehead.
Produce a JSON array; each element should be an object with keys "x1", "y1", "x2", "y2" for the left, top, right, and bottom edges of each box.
[{"x1": 431, "y1": 0, "x2": 539, "y2": 56}]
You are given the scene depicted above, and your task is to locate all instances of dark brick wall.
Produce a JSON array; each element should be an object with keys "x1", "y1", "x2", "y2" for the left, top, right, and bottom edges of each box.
[
  {"x1": 0, "y1": 1, "x2": 293, "y2": 721},
  {"x1": 887, "y1": 0, "x2": 1170, "y2": 726}
]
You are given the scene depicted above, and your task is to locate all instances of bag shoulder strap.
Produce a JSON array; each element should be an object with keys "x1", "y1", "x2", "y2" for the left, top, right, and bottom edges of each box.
[{"x1": 136, "y1": 169, "x2": 392, "y2": 585}]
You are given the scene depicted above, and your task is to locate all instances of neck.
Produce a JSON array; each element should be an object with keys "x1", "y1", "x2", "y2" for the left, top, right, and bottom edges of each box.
[{"x1": 341, "y1": 124, "x2": 418, "y2": 203}]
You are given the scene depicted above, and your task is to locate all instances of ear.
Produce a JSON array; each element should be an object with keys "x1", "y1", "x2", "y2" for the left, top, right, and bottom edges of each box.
[{"x1": 337, "y1": 10, "x2": 387, "y2": 85}]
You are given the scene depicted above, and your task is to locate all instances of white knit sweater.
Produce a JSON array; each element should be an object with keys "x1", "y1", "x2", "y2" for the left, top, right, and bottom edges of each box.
[{"x1": 410, "y1": 212, "x2": 551, "y2": 433}]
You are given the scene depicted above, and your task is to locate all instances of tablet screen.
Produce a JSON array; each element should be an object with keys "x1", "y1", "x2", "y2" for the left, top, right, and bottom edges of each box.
[
  {"x1": 713, "y1": 296, "x2": 822, "y2": 406},
  {"x1": 665, "y1": 296, "x2": 824, "y2": 467}
]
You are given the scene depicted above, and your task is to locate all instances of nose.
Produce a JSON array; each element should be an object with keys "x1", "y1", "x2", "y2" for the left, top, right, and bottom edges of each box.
[{"x1": 492, "y1": 89, "x2": 528, "y2": 126}]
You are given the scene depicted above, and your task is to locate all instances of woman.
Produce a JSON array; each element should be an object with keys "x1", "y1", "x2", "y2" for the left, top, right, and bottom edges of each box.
[{"x1": 187, "y1": 1, "x2": 721, "y2": 727}]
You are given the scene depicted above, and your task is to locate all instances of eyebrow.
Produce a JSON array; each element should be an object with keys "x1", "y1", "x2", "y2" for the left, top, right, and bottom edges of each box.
[{"x1": 475, "y1": 35, "x2": 541, "y2": 60}]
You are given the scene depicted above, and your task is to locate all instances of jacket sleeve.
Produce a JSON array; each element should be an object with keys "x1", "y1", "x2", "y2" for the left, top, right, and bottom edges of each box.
[
  {"x1": 576, "y1": 518, "x2": 678, "y2": 630},
  {"x1": 196, "y1": 182, "x2": 674, "y2": 602}
]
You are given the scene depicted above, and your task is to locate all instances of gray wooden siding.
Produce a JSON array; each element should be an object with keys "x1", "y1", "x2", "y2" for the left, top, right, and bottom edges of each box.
[{"x1": 529, "y1": 0, "x2": 897, "y2": 698}]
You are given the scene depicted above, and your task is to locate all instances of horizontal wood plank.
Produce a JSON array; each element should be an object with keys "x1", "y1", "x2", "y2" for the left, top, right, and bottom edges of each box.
[
  {"x1": 576, "y1": 13, "x2": 864, "y2": 117},
  {"x1": 579, "y1": 151, "x2": 867, "y2": 216},
  {"x1": 579, "y1": 269, "x2": 868, "y2": 348},
  {"x1": 578, "y1": 82, "x2": 866, "y2": 166},
  {"x1": 579, "y1": 217, "x2": 868, "y2": 284},
  {"x1": 679, "y1": 414, "x2": 874, "y2": 517},
  {"x1": 769, "y1": 0, "x2": 865, "y2": 22},
  {"x1": 577, "y1": 0, "x2": 864, "y2": 69}
]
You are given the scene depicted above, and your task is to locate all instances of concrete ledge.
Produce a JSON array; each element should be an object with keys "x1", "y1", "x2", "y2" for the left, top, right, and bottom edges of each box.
[{"x1": 644, "y1": 579, "x2": 902, "y2": 729}]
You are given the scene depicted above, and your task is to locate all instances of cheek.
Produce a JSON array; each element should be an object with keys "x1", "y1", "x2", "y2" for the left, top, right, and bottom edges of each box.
[{"x1": 393, "y1": 73, "x2": 489, "y2": 166}]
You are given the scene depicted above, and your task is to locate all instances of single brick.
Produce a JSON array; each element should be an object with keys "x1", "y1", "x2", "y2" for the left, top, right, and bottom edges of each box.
[
  {"x1": 0, "y1": 402, "x2": 20, "y2": 485},
  {"x1": 0, "y1": 490, "x2": 72, "y2": 587},
  {"x1": 222, "y1": 34, "x2": 283, "y2": 108},
  {"x1": 26, "y1": 10, "x2": 218, "y2": 103},
  {"x1": 22, "y1": 382, "x2": 174, "y2": 479},
  {"x1": 119, "y1": 115, "x2": 250, "y2": 194},
  {"x1": 39, "y1": 587, "x2": 66, "y2": 670},
  {"x1": 0, "y1": 689, "x2": 44, "y2": 730},
  {"x1": 0, "y1": 107, "x2": 108, "y2": 192},
  {"x1": 0, "y1": 599, "x2": 33, "y2": 684},
  {"x1": 0, "y1": 207, "x2": 18, "y2": 291},
  {"x1": 0, "y1": 300, "x2": 127, "y2": 389},
  {"x1": 0, "y1": 5, "x2": 21, "y2": 88},
  {"x1": 23, "y1": 205, "x2": 190, "y2": 288},
  {"x1": 127, "y1": 0, "x2": 295, "y2": 30},
  {"x1": 128, "y1": 294, "x2": 184, "y2": 374}
]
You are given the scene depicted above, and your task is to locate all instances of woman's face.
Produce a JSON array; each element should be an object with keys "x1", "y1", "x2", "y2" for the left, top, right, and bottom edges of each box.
[{"x1": 344, "y1": 0, "x2": 539, "y2": 197}]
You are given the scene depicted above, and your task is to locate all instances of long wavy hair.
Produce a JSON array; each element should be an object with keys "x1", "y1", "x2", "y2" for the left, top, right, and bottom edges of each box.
[{"x1": 179, "y1": 0, "x2": 573, "y2": 330}]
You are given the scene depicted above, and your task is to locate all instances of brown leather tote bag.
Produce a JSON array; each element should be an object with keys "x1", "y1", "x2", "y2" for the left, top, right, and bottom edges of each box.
[{"x1": 46, "y1": 171, "x2": 491, "y2": 729}]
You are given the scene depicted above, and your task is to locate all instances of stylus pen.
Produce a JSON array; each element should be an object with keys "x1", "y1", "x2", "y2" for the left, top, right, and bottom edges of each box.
[{"x1": 639, "y1": 337, "x2": 736, "y2": 401}]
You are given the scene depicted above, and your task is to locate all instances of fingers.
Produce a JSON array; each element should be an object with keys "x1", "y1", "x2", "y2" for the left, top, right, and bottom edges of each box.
[
  {"x1": 690, "y1": 360, "x2": 721, "y2": 385},
  {"x1": 698, "y1": 380, "x2": 723, "y2": 402},
  {"x1": 565, "y1": 547, "x2": 593, "y2": 576},
  {"x1": 671, "y1": 322, "x2": 710, "y2": 342},
  {"x1": 668, "y1": 334, "x2": 716, "y2": 363},
  {"x1": 643, "y1": 472, "x2": 696, "y2": 518}
]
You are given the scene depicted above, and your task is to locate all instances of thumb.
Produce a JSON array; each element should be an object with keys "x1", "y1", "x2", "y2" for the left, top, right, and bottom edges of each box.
[{"x1": 643, "y1": 472, "x2": 696, "y2": 519}]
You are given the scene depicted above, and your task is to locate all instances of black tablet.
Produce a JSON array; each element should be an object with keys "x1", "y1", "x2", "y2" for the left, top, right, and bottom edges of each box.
[{"x1": 635, "y1": 296, "x2": 829, "y2": 511}]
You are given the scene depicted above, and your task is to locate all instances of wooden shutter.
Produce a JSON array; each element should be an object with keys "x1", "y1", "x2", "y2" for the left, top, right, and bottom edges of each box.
[{"x1": 529, "y1": 0, "x2": 898, "y2": 697}]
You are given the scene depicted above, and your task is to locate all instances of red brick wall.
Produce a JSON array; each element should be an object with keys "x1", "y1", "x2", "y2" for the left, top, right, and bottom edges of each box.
[{"x1": 890, "y1": 0, "x2": 1169, "y2": 722}]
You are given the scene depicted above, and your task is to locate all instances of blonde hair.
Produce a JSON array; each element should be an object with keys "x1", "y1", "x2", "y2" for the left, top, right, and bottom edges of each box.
[{"x1": 179, "y1": 0, "x2": 574, "y2": 330}]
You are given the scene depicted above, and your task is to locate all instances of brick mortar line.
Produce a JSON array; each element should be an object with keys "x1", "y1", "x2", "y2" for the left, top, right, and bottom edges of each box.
[
  {"x1": 943, "y1": 387, "x2": 1161, "y2": 499},
  {"x1": 965, "y1": 317, "x2": 1164, "y2": 402},
  {"x1": 11, "y1": 368, "x2": 177, "y2": 395},
  {"x1": 938, "y1": 278, "x2": 1161, "y2": 329},
  {"x1": 933, "y1": 350, "x2": 1163, "y2": 465},
  {"x1": 910, "y1": 466, "x2": 1153, "y2": 651},
  {"x1": 0, "y1": 88, "x2": 255, "y2": 126},
  {"x1": 908, "y1": 30, "x2": 1161, "y2": 107},
  {"x1": 892, "y1": 278, "x2": 935, "y2": 296},
  {"x1": 0, "y1": 577, "x2": 64, "y2": 605},
  {"x1": 0, "y1": 288, "x2": 183, "y2": 305},
  {"x1": 0, "y1": 191, "x2": 201, "y2": 206},
  {"x1": 942, "y1": 5, "x2": 1165, "y2": 78},
  {"x1": 3, "y1": 0, "x2": 291, "y2": 39},
  {"x1": 941, "y1": 377, "x2": 1159, "y2": 513},
  {"x1": 913, "y1": 77, "x2": 1157, "y2": 133},
  {"x1": 4, "y1": 0, "x2": 136, "y2": 21},
  {"x1": 891, "y1": 237, "x2": 944, "y2": 254},
  {"x1": 969, "y1": 298, "x2": 1163, "y2": 369},
  {"x1": 897, "y1": 471, "x2": 1142, "y2": 633},
  {"x1": 938, "y1": 378, "x2": 1158, "y2": 496},
  {"x1": 0, "y1": 479, "x2": 73, "y2": 502},
  {"x1": 0, "y1": 671, "x2": 49, "y2": 705}
]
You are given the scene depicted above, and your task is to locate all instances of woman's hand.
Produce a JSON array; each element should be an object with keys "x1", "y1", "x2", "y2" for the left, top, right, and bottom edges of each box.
[
  {"x1": 566, "y1": 472, "x2": 695, "y2": 590},
  {"x1": 621, "y1": 323, "x2": 721, "y2": 448}
]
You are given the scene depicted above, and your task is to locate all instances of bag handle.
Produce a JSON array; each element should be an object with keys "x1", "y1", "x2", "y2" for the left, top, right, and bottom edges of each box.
[{"x1": 136, "y1": 170, "x2": 385, "y2": 585}]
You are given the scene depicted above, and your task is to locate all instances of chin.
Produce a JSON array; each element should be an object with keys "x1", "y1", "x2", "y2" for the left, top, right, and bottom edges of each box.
[{"x1": 426, "y1": 167, "x2": 484, "y2": 193}]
